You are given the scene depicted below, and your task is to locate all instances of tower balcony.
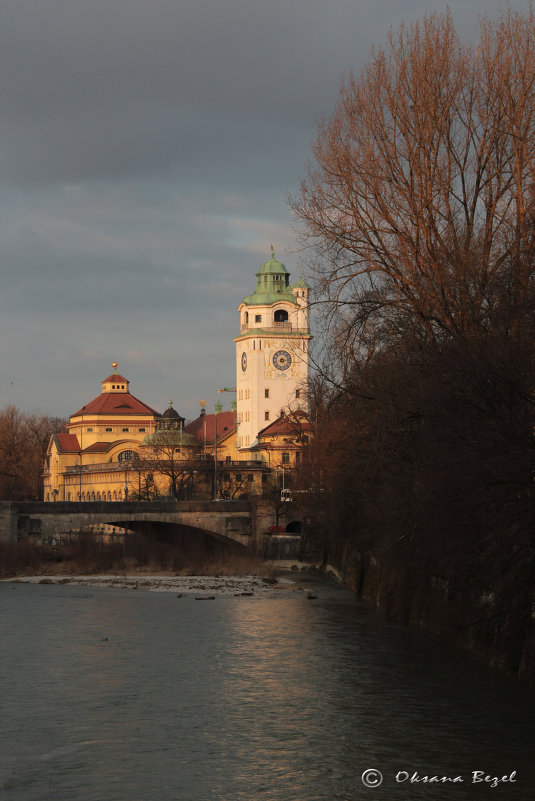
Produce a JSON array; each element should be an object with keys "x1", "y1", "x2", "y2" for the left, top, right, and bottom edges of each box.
[{"x1": 240, "y1": 322, "x2": 309, "y2": 334}]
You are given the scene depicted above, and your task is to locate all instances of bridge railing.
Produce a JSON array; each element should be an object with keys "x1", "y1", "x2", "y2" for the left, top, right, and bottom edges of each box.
[{"x1": 14, "y1": 499, "x2": 251, "y2": 515}]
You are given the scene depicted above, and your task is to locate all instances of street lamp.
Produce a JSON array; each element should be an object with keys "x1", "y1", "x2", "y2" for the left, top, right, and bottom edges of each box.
[
  {"x1": 73, "y1": 455, "x2": 85, "y2": 502},
  {"x1": 213, "y1": 401, "x2": 222, "y2": 500}
]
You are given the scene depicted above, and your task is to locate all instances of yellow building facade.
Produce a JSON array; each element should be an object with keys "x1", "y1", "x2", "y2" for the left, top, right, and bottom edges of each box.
[
  {"x1": 44, "y1": 365, "x2": 162, "y2": 502},
  {"x1": 44, "y1": 254, "x2": 312, "y2": 502}
]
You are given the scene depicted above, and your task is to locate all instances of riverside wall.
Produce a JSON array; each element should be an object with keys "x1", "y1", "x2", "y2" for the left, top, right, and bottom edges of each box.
[{"x1": 306, "y1": 532, "x2": 535, "y2": 685}]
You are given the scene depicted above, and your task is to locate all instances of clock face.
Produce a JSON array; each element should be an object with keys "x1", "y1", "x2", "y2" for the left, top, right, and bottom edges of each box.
[
  {"x1": 273, "y1": 350, "x2": 292, "y2": 371},
  {"x1": 241, "y1": 352, "x2": 247, "y2": 372}
]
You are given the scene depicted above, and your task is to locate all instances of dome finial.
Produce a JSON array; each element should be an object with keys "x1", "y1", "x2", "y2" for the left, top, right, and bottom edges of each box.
[
  {"x1": 169, "y1": 399, "x2": 173, "y2": 408},
  {"x1": 112, "y1": 362, "x2": 119, "y2": 374},
  {"x1": 270, "y1": 243, "x2": 275, "y2": 258}
]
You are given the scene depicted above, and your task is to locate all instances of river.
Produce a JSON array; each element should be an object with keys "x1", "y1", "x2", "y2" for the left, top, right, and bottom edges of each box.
[{"x1": 0, "y1": 574, "x2": 533, "y2": 800}]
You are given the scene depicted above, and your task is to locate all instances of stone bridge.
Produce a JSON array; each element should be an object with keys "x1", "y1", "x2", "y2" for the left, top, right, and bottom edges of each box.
[{"x1": 0, "y1": 500, "x2": 257, "y2": 548}]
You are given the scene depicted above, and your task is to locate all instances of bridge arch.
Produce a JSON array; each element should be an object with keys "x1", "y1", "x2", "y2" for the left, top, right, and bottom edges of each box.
[{"x1": 8, "y1": 500, "x2": 254, "y2": 548}]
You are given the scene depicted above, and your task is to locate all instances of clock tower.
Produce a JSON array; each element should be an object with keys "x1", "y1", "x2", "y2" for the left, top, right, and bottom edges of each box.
[{"x1": 234, "y1": 250, "x2": 312, "y2": 450}]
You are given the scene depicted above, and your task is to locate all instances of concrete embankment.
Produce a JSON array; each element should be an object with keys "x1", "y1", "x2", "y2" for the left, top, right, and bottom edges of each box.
[{"x1": 316, "y1": 538, "x2": 535, "y2": 684}]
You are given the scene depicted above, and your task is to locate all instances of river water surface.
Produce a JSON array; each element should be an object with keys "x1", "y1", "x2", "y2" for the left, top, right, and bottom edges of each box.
[{"x1": 0, "y1": 574, "x2": 533, "y2": 801}]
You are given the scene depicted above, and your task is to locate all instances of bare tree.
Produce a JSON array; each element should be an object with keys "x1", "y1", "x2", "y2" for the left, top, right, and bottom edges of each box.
[
  {"x1": 291, "y1": 8, "x2": 535, "y2": 346},
  {"x1": 218, "y1": 471, "x2": 250, "y2": 500},
  {"x1": 139, "y1": 430, "x2": 202, "y2": 500},
  {"x1": 0, "y1": 407, "x2": 67, "y2": 500}
]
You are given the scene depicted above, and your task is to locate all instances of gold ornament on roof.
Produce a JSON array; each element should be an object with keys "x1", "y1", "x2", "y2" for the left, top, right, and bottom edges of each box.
[{"x1": 112, "y1": 362, "x2": 119, "y2": 373}]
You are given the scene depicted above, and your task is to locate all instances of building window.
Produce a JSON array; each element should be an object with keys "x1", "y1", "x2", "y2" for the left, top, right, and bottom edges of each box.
[
  {"x1": 138, "y1": 428, "x2": 146, "y2": 432},
  {"x1": 87, "y1": 427, "x2": 93, "y2": 432},
  {"x1": 255, "y1": 314, "x2": 262, "y2": 323},
  {"x1": 106, "y1": 427, "x2": 112, "y2": 432},
  {"x1": 274, "y1": 309, "x2": 288, "y2": 322},
  {"x1": 122, "y1": 427, "x2": 130, "y2": 432},
  {"x1": 247, "y1": 474, "x2": 254, "y2": 482},
  {"x1": 265, "y1": 411, "x2": 270, "y2": 421},
  {"x1": 265, "y1": 388, "x2": 270, "y2": 398},
  {"x1": 225, "y1": 455, "x2": 231, "y2": 463},
  {"x1": 282, "y1": 453, "x2": 290, "y2": 464},
  {"x1": 118, "y1": 450, "x2": 134, "y2": 462},
  {"x1": 224, "y1": 473, "x2": 230, "y2": 482},
  {"x1": 295, "y1": 389, "x2": 300, "y2": 399},
  {"x1": 235, "y1": 474, "x2": 242, "y2": 482}
]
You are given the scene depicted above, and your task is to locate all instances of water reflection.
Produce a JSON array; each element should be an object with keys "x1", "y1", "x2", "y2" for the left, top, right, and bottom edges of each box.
[{"x1": 0, "y1": 580, "x2": 533, "y2": 801}]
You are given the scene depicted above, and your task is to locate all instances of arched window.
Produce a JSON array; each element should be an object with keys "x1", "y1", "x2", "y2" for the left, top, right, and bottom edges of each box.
[
  {"x1": 46, "y1": 493, "x2": 50, "y2": 502},
  {"x1": 81, "y1": 493, "x2": 86, "y2": 501},
  {"x1": 113, "y1": 491, "x2": 117, "y2": 500},
  {"x1": 67, "y1": 492, "x2": 71, "y2": 501},
  {"x1": 107, "y1": 491, "x2": 112, "y2": 501},
  {"x1": 92, "y1": 492, "x2": 96, "y2": 501},
  {"x1": 274, "y1": 309, "x2": 288, "y2": 323},
  {"x1": 97, "y1": 492, "x2": 101, "y2": 501},
  {"x1": 118, "y1": 450, "x2": 135, "y2": 462}
]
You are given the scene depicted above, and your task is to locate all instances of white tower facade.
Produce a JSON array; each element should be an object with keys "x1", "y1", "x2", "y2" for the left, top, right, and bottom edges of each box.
[{"x1": 234, "y1": 251, "x2": 312, "y2": 450}]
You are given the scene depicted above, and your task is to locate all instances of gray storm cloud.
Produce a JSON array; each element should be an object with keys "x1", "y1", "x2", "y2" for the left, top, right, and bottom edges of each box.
[{"x1": 0, "y1": 0, "x2": 524, "y2": 418}]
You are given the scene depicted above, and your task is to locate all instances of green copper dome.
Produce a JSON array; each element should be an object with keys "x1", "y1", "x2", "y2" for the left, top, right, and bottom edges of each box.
[
  {"x1": 258, "y1": 254, "x2": 289, "y2": 275},
  {"x1": 292, "y1": 275, "x2": 310, "y2": 289},
  {"x1": 241, "y1": 250, "x2": 298, "y2": 307}
]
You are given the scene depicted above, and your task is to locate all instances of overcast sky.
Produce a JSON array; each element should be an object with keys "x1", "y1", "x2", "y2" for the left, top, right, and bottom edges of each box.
[{"x1": 1, "y1": 0, "x2": 531, "y2": 421}]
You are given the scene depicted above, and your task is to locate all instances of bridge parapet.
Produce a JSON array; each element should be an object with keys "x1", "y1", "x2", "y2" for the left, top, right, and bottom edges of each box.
[{"x1": 0, "y1": 500, "x2": 254, "y2": 547}]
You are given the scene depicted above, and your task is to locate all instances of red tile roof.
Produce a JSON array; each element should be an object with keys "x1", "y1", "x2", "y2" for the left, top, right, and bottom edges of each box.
[
  {"x1": 102, "y1": 374, "x2": 129, "y2": 384},
  {"x1": 54, "y1": 433, "x2": 80, "y2": 453},
  {"x1": 80, "y1": 440, "x2": 138, "y2": 454},
  {"x1": 72, "y1": 392, "x2": 160, "y2": 418},
  {"x1": 258, "y1": 410, "x2": 312, "y2": 439},
  {"x1": 81, "y1": 441, "x2": 115, "y2": 453},
  {"x1": 185, "y1": 411, "x2": 237, "y2": 445}
]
